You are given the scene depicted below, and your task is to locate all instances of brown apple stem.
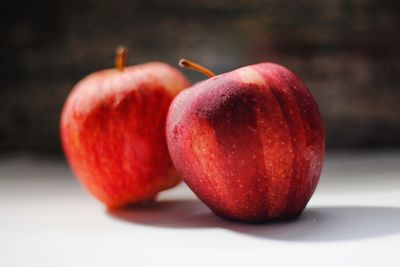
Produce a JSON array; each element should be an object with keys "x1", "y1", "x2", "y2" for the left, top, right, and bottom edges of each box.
[
  {"x1": 115, "y1": 46, "x2": 128, "y2": 71},
  {"x1": 179, "y1": 59, "x2": 215, "y2": 77}
]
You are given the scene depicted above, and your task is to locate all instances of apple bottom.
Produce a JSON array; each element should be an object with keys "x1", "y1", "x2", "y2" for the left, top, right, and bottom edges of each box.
[
  {"x1": 185, "y1": 171, "x2": 310, "y2": 224},
  {"x1": 207, "y1": 202, "x2": 305, "y2": 224},
  {"x1": 78, "y1": 164, "x2": 181, "y2": 209},
  {"x1": 107, "y1": 195, "x2": 158, "y2": 209}
]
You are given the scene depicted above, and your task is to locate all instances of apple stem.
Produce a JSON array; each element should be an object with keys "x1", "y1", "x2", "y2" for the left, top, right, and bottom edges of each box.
[
  {"x1": 179, "y1": 59, "x2": 215, "y2": 78},
  {"x1": 115, "y1": 46, "x2": 128, "y2": 71}
]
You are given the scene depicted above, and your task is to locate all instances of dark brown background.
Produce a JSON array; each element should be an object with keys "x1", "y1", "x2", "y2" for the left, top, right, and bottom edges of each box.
[{"x1": 1, "y1": 0, "x2": 399, "y2": 154}]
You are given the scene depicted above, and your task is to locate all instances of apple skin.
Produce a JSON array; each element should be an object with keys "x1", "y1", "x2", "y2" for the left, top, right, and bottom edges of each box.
[
  {"x1": 61, "y1": 62, "x2": 190, "y2": 208},
  {"x1": 166, "y1": 63, "x2": 325, "y2": 223}
]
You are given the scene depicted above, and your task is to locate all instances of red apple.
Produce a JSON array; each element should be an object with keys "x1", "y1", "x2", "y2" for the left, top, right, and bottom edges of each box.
[
  {"x1": 61, "y1": 47, "x2": 190, "y2": 208},
  {"x1": 166, "y1": 59, "x2": 325, "y2": 223}
]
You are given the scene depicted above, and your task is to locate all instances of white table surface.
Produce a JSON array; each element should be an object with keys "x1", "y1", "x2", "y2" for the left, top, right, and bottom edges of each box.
[{"x1": 1, "y1": 151, "x2": 400, "y2": 267}]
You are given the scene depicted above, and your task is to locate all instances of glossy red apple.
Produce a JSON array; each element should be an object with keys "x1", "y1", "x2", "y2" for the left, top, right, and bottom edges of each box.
[
  {"x1": 61, "y1": 47, "x2": 190, "y2": 208},
  {"x1": 166, "y1": 59, "x2": 325, "y2": 223}
]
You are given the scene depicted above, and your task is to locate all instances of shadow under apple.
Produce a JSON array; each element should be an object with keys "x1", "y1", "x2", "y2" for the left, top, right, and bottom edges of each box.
[{"x1": 107, "y1": 200, "x2": 400, "y2": 242}]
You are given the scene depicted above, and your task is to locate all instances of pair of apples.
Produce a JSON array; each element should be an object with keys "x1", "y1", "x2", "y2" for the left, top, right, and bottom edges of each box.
[{"x1": 61, "y1": 48, "x2": 325, "y2": 223}]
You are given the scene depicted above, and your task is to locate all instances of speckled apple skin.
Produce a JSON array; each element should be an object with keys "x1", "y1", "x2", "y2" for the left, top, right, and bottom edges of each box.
[
  {"x1": 61, "y1": 62, "x2": 190, "y2": 208},
  {"x1": 166, "y1": 63, "x2": 325, "y2": 223}
]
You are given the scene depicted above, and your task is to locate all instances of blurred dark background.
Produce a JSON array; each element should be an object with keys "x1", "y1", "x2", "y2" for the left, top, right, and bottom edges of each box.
[{"x1": 1, "y1": 0, "x2": 399, "y2": 154}]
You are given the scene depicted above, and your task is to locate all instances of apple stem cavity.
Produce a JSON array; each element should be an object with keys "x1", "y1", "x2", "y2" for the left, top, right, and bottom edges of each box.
[
  {"x1": 179, "y1": 59, "x2": 215, "y2": 78},
  {"x1": 115, "y1": 46, "x2": 128, "y2": 72}
]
